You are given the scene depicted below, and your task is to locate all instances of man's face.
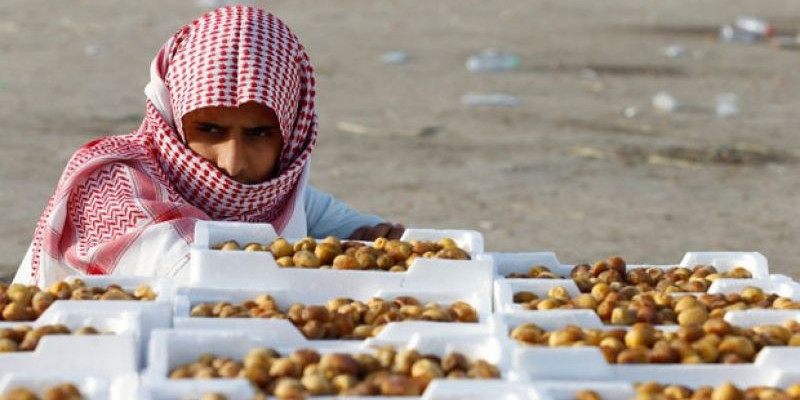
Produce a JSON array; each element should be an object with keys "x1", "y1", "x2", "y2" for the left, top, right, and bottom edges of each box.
[{"x1": 182, "y1": 101, "x2": 283, "y2": 184}]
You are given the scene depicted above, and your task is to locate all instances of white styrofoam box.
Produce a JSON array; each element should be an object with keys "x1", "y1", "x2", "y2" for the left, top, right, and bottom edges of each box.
[
  {"x1": 399, "y1": 229, "x2": 484, "y2": 254},
  {"x1": 187, "y1": 221, "x2": 493, "y2": 301},
  {"x1": 60, "y1": 276, "x2": 174, "y2": 365},
  {"x1": 173, "y1": 267, "x2": 493, "y2": 343},
  {"x1": 707, "y1": 274, "x2": 800, "y2": 300},
  {"x1": 495, "y1": 310, "x2": 609, "y2": 331},
  {"x1": 417, "y1": 380, "x2": 532, "y2": 400},
  {"x1": 527, "y1": 379, "x2": 800, "y2": 400},
  {"x1": 494, "y1": 309, "x2": 800, "y2": 339},
  {"x1": 141, "y1": 381, "x2": 532, "y2": 400},
  {"x1": 144, "y1": 328, "x2": 509, "y2": 399},
  {"x1": 65, "y1": 276, "x2": 175, "y2": 304},
  {"x1": 2, "y1": 276, "x2": 174, "y2": 334},
  {"x1": 486, "y1": 252, "x2": 565, "y2": 279},
  {"x1": 679, "y1": 252, "x2": 769, "y2": 278},
  {"x1": 493, "y1": 273, "x2": 800, "y2": 324},
  {"x1": 0, "y1": 308, "x2": 138, "y2": 376},
  {"x1": 495, "y1": 313, "x2": 800, "y2": 387},
  {"x1": 526, "y1": 381, "x2": 635, "y2": 400},
  {"x1": 192, "y1": 221, "x2": 279, "y2": 251},
  {"x1": 190, "y1": 255, "x2": 492, "y2": 298},
  {"x1": 724, "y1": 309, "x2": 800, "y2": 328},
  {"x1": 61, "y1": 276, "x2": 175, "y2": 332},
  {"x1": 490, "y1": 251, "x2": 770, "y2": 280},
  {"x1": 140, "y1": 379, "x2": 254, "y2": 400},
  {"x1": 1, "y1": 276, "x2": 175, "y2": 368},
  {"x1": 491, "y1": 307, "x2": 800, "y2": 333},
  {"x1": 189, "y1": 254, "x2": 493, "y2": 294},
  {"x1": 493, "y1": 278, "x2": 581, "y2": 314},
  {"x1": 192, "y1": 221, "x2": 485, "y2": 253},
  {"x1": 144, "y1": 328, "x2": 356, "y2": 386},
  {"x1": 190, "y1": 221, "x2": 488, "y2": 289},
  {"x1": 0, "y1": 373, "x2": 138, "y2": 400}
]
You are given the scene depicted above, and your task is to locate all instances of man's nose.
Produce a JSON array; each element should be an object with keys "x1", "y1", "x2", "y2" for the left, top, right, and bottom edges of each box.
[{"x1": 215, "y1": 136, "x2": 248, "y2": 181}]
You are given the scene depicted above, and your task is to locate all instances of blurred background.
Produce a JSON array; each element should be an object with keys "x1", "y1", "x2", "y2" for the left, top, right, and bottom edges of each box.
[{"x1": 1, "y1": 0, "x2": 799, "y2": 281}]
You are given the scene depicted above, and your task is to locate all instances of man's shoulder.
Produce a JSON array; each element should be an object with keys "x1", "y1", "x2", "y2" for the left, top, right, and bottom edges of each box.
[
  {"x1": 60, "y1": 133, "x2": 154, "y2": 185},
  {"x1": 72, "y1": 133, "x2": 149, "y2": 160}
]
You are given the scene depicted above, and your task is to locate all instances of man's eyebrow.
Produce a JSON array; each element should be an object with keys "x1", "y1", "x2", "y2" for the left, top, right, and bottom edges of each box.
[{"x1": 243, "y1": 124, "x2": 280, "y2": 130}]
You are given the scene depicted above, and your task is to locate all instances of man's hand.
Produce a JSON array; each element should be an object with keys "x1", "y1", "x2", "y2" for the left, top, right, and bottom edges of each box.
[{"x1": 349, "y1": 222, "x2": 405, "y2": 240}]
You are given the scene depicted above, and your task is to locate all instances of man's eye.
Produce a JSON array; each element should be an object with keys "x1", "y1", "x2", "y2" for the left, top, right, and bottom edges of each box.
[
  {"x1": 196, "y1": 124, "x2": 224, "y2": 134},
  {"x1": 246, "y1": 128, "x2": 279, "y2": 138}
]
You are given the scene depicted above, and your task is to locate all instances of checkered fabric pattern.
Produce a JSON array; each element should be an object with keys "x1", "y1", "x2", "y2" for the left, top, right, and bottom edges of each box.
[{"x1": 29, "y1": 6, "x2": 317, "y2": 281}]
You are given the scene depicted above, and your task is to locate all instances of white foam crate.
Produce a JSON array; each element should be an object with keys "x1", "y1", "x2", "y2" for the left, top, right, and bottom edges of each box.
[
  {"x1": 2, "y1": 276, "x2": 174, "y2": 332},
  {"x1": 495, "y1": 312, "x2": 800, "y2": 387},
  {"x1": 371, "y1": 381, "x2": 626, "y2": 400},
  {"x1": 493, "y1": 273, "x2": 800, "y2": 324},
  {"x1": 708, "y1": 274, "x2": 800, "y2": 298},
  {"x1": 173, "y1": 267, "x2": 493, "y2": 344},
  {"x1": 2, "y1": 276, "x2": 174, "y2": 366},
  {"x1": 141, "y1": 380, "x2": 533, "y2": 400},
  {"x1": 489, "y1": 251, "x2": 770, "y2": 283},
  {"x1": 140, "y1": 379, "x2": 254, "y2": 400},
  {"x1": 143, "y1": 328, "x2": 510, "y2": 399},
  {"x1": 0, "y1": 308, "x2": 139, "y2": 376},
  {"x1": 0, "y1": 373, "x2": 138, "y2": 400},
  {"x1": 526, "y1": 381, "x2": 634, "y2": 400},
  {"x1": 494, "y1": 278, "x2": 581, "y2": 314},
  {"x1": 189, "y1": 221, "x2": 489, "y2": 290},
  {"x1": 526, "y1": 380, "x2": 800, "y2": 400},
  {"x1": 193, "y1": 221, "x2": 484, "y2": 254},
  {"x1": 417, "y1": 380, "x2": 533, "y2": 400},
  {"x1": 723, "y1": 309, "x2": 800, "y2": 328},
  {"x1": 484, "y1": 252, "x2": 563, "y2": 278}
]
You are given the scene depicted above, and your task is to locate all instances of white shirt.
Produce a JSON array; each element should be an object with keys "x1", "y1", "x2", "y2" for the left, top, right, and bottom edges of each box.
[{"x1": 13, "y1": 185, "x2": 383, "y2": 286}]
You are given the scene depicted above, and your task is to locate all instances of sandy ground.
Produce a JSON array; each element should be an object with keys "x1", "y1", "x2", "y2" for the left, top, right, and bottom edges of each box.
[{"x1": 1, "y1": 0, "x2": 799, "y2": 281}]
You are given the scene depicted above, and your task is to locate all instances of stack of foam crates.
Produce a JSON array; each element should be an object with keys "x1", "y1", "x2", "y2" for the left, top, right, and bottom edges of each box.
[
  {"x1": 146, "y1": 220, "x2": 510, "y2": 399},
  {"x1": 489, "y1": 251, "x2": 800, "y2": 400},
  {"x1": 0, "y1": 276, "x2": 175, "y2": 399},
  {"x1": 2, "y1": 220, "x2": 800, "y2": 399}
]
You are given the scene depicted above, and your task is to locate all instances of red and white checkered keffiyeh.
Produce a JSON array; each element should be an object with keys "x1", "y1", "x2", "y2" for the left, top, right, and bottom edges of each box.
[{"x1": 27, "y1": 6, "x2": 317, "y2": 283}]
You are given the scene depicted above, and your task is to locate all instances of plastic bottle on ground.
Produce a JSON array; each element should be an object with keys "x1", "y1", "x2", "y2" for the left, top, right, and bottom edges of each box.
[
  {"x1": 716, "y1": 93, "x2": 739, "y2": 118},
  {"x1": 381, "y1": 51, "x2": 409, "y2": 65},
  {"x1": 461, "y1": 93, "x2": 520, "y2": 107},
  {"x1": 662, "y1": 45, "x2": 688, "y2": 58},
  {"x1": 466, "y1": 48, "x2": 521, "y2": 73},
  {"x1": 735, "y1": 16, "x2": 773, "y2": 37},
  {"x1": 652, "y1": 92, "x2": 679, "y2": 113},
  {"x1": 720, "y1": 16, "x2": 773, "y2": 44},
  {"x1": 719, "y1": 25, "x2": 761, "y2": 44}
]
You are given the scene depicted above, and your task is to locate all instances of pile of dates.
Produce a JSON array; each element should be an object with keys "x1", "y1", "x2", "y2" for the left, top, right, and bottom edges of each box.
[
  {"x1": 190, "y1": 295, "x2": 478, "y2": 339},
  {"x1": 507, "y1": 256, "x2": 753, "y2": 294},
  {"x1": 0, "y1": 324, "x2": 101, "y2": 352},
  {"x1": 212, "y1": 236, "x2": 470, "y2": 272},
  {"x1": 511, "y1": 319, "x2": 800, "y2": 364},
  {"x1": 513, "y1": 285, "x2": 799, "y2": 325},
  {"x1": 170, "y1": 346, "x2": 500, "y2": 398},
  {"x1": 0, "y1": 280, "x2": 156, "y2": 321},
  {"x1": 576, "y1": 382, "x2": 800, "y2": 400},
  {"x1": 0, "y1": 383, "x2": 84, "y2": 400}
]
